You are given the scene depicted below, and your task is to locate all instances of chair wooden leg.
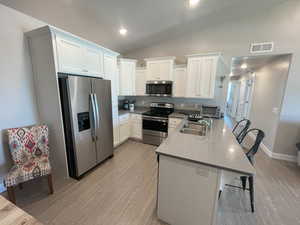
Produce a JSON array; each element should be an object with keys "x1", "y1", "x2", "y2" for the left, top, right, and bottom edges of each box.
[
  {"x1": 240, "y1": 176, "x2": 247, "y2": 191},
  {"x1": 248, "y1": 176, "x2": 255, "y2": 213},
  {"x1": 47, "y1": 174, "x2": 54, "y2": 195},
  {"x1": 7, "y1": 186, "x2": 16, "y2": 204}
]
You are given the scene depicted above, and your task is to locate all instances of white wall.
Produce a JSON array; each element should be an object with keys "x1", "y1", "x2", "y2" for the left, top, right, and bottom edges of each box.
[
  {"x1": 126, "y1": 1, "x2": 300, "y2": 157},
  {"x1": 248, "y1": 55, "x2": 291, "y2": 151},
  {"x1": 0, "y1": 4, "x2": 45, "y2": 190}
]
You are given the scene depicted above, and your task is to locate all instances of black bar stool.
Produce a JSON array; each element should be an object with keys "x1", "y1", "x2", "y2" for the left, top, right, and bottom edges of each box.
[
  {"x1": 226, "y1": 128, "x2": 265, "y2": 212},
  {"x1": 232, "y1": 119, "x2": 251, "y2": 144}
]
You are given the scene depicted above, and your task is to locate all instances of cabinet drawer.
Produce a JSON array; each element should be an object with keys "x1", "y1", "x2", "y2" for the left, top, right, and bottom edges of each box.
[
  {"x1": 131, "y1": 114, "x2": 142, "y2": 122},
  {"x1": 169, "y1": 118, "x2": 183, "y2": 128},
  {"x1": 119, "y1": 113, "x2": 130, "y2": 123}
]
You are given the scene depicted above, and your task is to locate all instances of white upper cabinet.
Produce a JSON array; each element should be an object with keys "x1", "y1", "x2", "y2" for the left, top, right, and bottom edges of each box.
[
  {"x1": 55, "y1": 35, "x2": 104, "y2": 77},
  {"x1": 145, "y1": 57, "x2": 175, "y2": 81},
  {"x1": 84, "y1": 47, "x2": 103, "y2": 75},
  {"x1": 135, "y1": 68, "x2": 146, "y2": 96},
  {"x1": 186, "y1": 54, "x2": 219, "y2": 99},
  {"x1": 173, "y1": 67, "x2": 187, "y2": 97},
  {"x1": 104, "y1": 54, "x2": 118, "y2": 106},
  {"x1": 119, "y1": 58, "x2": 137, "y2": 96},
  {"x1": 56, "y1": 37, "x2": 84, "y2": 74}
]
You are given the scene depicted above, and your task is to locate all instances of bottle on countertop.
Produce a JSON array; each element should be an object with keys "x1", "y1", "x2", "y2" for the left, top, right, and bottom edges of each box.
[{"x1": 129, "y1": 103, "x2": 135, "y2": 112}]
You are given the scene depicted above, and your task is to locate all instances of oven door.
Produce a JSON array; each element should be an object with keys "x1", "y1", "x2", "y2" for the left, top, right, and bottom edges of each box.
[
  {"x1": 142, "y1": 116, "x2": 168, "y2": 145},
  {"x1": 142, "y1": 117, "x2": 168, "y2": 133},
  {"x1": 146, "y1": 83, "x2": 172, "y2": 96}
]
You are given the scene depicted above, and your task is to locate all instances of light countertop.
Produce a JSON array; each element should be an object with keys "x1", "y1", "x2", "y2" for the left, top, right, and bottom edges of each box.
[
  {"x1": 118, "y1": 107, "x2": 148, "y2": 116},
  {"x1": 156, "y1": 119, "x2": 255, "y2": 175}
]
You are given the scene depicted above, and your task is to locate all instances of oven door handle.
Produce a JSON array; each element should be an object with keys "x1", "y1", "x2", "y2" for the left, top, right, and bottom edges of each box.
[{"x1": 142, "y1": 117, "x2": 168, "y2": 123}]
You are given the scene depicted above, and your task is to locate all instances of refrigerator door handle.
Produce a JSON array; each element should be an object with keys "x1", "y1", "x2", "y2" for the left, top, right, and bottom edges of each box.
[
  {"x1": 89, "y1": 93, "x2": 97, "y2": 141},
  {"x1": 93, "y1": 93, "x2": 100, "y2": 129}
]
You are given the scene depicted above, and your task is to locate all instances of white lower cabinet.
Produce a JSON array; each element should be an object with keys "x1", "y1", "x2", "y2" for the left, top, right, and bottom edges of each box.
[
  {"x1": 119, "y1": 114, "x2": 131, "y2": 143},
  {"x1": 113, "y1": 113, "x2": 142, "y2": 147},
  {"x1": 130, "y1": 114, "x2": 142, "y2": 139},
  {"x1": 113, "y1": 123, "x2": 120, "y2": 147},
  {"x1": 168, "y1": 118, "x2": 183, "y2": 133},
  {"x1": 112, "y1": 106, "x2": 119, "y2": 147},
  {"x1": 157, "y1": 155, "x2": 220, "y2": 225}
]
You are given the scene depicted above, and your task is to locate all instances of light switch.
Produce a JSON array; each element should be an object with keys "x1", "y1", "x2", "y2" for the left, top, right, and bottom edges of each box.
[{"x1": 272, "y1": 107, "x2": 279, "y2": 115}]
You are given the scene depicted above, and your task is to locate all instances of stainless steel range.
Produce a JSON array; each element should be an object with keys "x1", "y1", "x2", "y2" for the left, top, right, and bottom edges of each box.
[{"x1": 142, "y1": 103, "x2": 174, "y2": 146}]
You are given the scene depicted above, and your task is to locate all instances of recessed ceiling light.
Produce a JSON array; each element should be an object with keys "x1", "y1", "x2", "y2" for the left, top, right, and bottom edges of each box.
[
  {"x1": 189, "y1": 0, "x2": 200, "y2": 8},
  {"x1": 241, "y1": 63, "x2": 248, "y2": 69},
  {"x1": 119, "y1": 28, "x2": 127, "y2": 36}
]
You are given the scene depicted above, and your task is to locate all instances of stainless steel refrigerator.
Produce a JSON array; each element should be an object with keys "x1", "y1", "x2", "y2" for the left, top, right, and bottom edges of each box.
[{"x1": 58, "y1": 74, "x2": 114, "y2": 179}]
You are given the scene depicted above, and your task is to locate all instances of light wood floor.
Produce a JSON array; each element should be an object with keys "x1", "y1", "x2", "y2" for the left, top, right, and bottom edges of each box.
[{"x1": 4, "y1": 140, "x2": 300, "y2": 225}]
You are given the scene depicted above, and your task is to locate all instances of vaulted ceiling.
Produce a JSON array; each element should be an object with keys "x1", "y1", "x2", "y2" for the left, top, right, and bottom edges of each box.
[{"x1": 0, "y1": 0, "x2": 289, "y2": 54}]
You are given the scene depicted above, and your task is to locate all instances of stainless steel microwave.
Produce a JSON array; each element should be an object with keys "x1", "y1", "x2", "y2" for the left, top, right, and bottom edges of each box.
[
  {"x1": 146, "y1": 81, "x2": 172, "y2": 97},
  {"x1": 201, "y1": 105, "x2": 221, "y2": 119}
]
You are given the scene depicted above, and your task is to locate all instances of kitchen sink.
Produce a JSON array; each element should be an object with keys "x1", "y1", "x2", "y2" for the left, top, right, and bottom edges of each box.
[{"x1": 180, "y1": 121, "x2": 209, "y2": 136}]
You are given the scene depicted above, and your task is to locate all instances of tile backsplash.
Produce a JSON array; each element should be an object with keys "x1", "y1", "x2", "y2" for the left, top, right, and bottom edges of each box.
[{"x1": 119, "y1": 96, "x2": 225, "y2": 111}]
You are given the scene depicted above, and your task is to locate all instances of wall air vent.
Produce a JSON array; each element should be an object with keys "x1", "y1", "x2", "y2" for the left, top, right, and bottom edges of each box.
[{"x1": 250, "y1": 42, "x2": 274, "y2": 54}]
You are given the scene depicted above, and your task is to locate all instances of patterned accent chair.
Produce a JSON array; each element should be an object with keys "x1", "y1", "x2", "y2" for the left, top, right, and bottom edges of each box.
[{"x1": 4, "y1": 125, "x2": 53, "y2": 204}]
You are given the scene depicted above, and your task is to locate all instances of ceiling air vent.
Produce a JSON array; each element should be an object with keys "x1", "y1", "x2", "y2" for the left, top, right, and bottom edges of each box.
[{"x1": 250, "y1": 42, "x2": 274, "y2": 53}]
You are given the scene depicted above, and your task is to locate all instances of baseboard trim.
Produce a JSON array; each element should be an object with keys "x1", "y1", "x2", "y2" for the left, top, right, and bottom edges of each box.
[{"x1": 248, "y1": 133, "x2": 297, "y2": 163}]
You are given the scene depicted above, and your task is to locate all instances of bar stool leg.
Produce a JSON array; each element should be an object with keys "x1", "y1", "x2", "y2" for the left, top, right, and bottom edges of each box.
[
  {"x1": 248, "y1": 176, "x2": 254, "y2": 213},
  {"x1": 240, "y1": 176, "x2": 247, "y2": 191}
]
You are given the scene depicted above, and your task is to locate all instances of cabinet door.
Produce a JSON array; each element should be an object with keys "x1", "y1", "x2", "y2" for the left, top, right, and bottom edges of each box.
[
  {"x1": 186, "y1": 56, "x2": 218, "y2": 99},
  {"x1": 135, "y1": 69, "x2": 146, "y2": 95},
  {"x1": 112, "y1": 106, "x2": 120, "y2": 147},
  {"x1": 131, "y1": 123, "x2": 142, "y2": 139},
  {"x1": 199, "y1": 56, "x2": 217, "y2": 99},
  {"x1": 186, "y1": 58, "x2": 201, "y2": 98},
  {"x1": 113, "y1": 124, "x2": 120, "y2": 147},
  {"x1": 84, "y1": 47, "x2": 103, "y2": 77},
  {"x1": 173, "y1": 68, "x2": 187, "y2": 97},
  {"x1": 147, "y1": 62, "x2": 161, "y2": 80},
  {"x1": 119, "y1": 121, "x2": 130, "y2": 143},
  {"x1": 159, "y1": 61, "x2": 173, "y2": 80},
  {"x1": 119, "y1": 62, "x2": 135, "y2": 96},
  {"x1": 130, "y1": 114, "x2": 142, "y2": 139},
  {"x1": 56, "y1": 37, "x2": 84, "y2": 74},
  {"x1": 104, "y1": 55, "x2": 118, "y2": 106}
]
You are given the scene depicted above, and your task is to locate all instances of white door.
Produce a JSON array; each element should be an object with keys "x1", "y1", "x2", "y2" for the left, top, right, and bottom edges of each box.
[
  {"x1": 159, "y1": 61, "x2": 173, "y2": 80},
  {"x1": 243, "y1": 79, "x2": 255, "y2": 119},
  {"x1": 84, "y1": 47, "x2": 103, "y2": 76},
  {"x1": 147, "y1": 62, "x2": 161, "y2": 80},
  {"x1": 119, "y1": 121, "x2": 130, "y2": 143},
  {"x1": 104, "y1": 54, "x2": 118, "y2": 106},
  {"x1": 173, "y1": 68, "x2": 187, "y2": 97},
  {"x1": 199, "y1": 57, "x2": 217, "y2": 98},
  {"x1": 236, "y1": 78, "x2": 255, "y2": 120},
  {"x1": 119, "y1": 62, "x2": 135, "y2": 96},
  {"x1": 186, "y1": 58, "x2": 201, "y2": 98},
  {"x1": 226, "y1": 81, "x2": 240, "y2": 118},
  {"x1": 56, "y1": 37, "x2": 84, "y2": 74},
  {"x1": 136, "y1": 69, "x2": 146, "y2": 95}
]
